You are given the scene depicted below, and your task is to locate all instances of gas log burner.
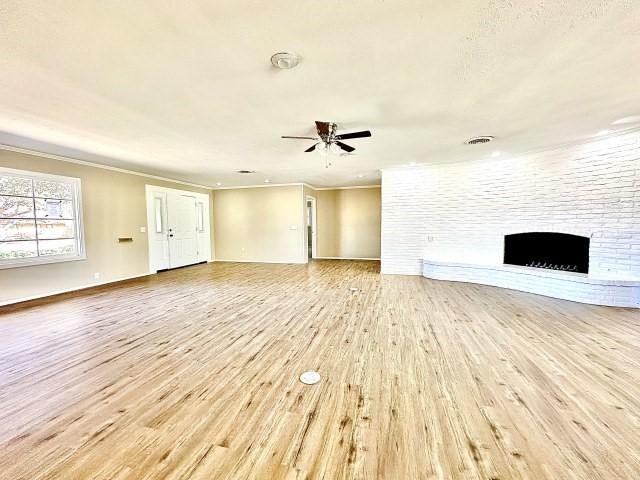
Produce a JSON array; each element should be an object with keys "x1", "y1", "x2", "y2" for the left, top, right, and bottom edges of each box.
[{"x1": 503, "y1": 232, "x2": 590, "y2": 274}]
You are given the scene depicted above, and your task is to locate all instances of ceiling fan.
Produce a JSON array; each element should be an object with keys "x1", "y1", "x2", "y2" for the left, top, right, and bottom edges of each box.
[{"x1": 282, "y1": 121, "x2": 372, "y2": 154}]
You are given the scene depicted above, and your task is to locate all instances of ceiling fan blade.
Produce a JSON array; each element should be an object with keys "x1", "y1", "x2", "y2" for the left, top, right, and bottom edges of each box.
[
  {"x1": 335, "y1": 130, "x2": 371, "y2": 140},
  {"x1": 305, "y1": 143, "x2": 319, "y2": 152},
  {"x1": 281, "y1": 136, "x2": 319, "y2": 140},
  {"x1": 335, "y1": 141, "x2": 355, "y2": 153}
]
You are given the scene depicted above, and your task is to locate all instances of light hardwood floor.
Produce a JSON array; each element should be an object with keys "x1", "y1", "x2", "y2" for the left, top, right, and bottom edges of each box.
[{"x1": 0, "y1": 260, "x2": 639, "y2": 480}]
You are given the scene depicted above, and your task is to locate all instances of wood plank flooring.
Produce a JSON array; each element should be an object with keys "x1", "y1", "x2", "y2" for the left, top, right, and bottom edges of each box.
[{"x1": 0, "y1": 260, "x2": 639, "y2": 479}]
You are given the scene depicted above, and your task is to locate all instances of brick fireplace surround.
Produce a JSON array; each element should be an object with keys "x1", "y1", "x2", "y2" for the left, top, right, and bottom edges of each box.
[{"x1": 381, "y1": 132, "x2": 640, "y2": 307}]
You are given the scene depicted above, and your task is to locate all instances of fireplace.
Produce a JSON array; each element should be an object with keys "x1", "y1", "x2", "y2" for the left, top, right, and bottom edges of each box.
[{"x1": 504, "y1": 232, "x2": 590, "y2": 274}]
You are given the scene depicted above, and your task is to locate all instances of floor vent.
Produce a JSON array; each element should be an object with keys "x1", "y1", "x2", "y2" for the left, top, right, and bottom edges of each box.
[{"x1": 300, "y1": 371, "x2": 321, "y2": 385}]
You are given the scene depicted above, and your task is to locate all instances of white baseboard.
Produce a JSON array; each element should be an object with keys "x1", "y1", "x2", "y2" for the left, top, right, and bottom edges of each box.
[
  {"x1": 0, "y1": 272, "x2": 152, "y2": 307},
  {"x1": 314, "y1": 257, "x2": 381, "y2": 261}
]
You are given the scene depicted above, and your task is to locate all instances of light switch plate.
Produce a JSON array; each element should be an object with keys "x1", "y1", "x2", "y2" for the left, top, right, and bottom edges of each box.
[{"x1": 140, "y1": 226, "x2": 146, "y2": 233}]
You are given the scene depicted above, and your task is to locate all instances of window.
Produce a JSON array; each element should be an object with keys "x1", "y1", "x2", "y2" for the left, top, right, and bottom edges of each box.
[
  {"x1": 154, "y1": 197, "x2": 164, "y2": 233},
  {"x1": 0, "y1": 167, "x2": 85, "y2": 268},
  {"x1": 196, "y1": 200, "x2": 204, "y2": 233}
]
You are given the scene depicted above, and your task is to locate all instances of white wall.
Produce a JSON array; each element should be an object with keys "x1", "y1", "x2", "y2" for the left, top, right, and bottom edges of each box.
[{"x1": 381, "y1": 132, "x2": 640, "y2": 277}]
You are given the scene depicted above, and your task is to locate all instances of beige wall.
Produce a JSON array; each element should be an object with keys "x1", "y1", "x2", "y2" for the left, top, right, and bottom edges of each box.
[
  {"x1": 0, "y1": 149, "x2": 380, "y2": 305},
  {"x1": 308, "y1": 187, "x2": 381, "y2": 259},
  {"x1": 0, "y1": 149, "x2": 210, "y2": 305},
  {"x1": 212, "y1": 185, "x2": 305, "y2": 263}
]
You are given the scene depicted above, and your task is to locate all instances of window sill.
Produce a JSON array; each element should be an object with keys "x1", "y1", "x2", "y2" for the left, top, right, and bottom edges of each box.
[{"x1": 0, "y1": 254, "x2": 87, "y2": 270}]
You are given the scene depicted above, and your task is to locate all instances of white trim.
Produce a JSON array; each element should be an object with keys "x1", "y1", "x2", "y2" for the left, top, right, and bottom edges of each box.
[
  {"x1": 311, "y1": 185, "x2": 381, "y2": 190},
  {"x1": 144, "y1": 184, "x2": 210, "y2": 200},
  {"x1": 0, "y1": 272, "x2": 151, "y2": 307},
  {"x1": 0, "y1": 144, "x2": 211, "y2": 190},
  {"x1": 1, "y1": 144, "x2": 383, "y2": 190},
  {"x1": 212, "y1": 183, "x2": 381, "y2": 191},
  {"x1": 212, "y1": 182, "x2": 307, "y2": 190},
  {"x1": 0, "y1": 166, "x2": 86, "y2": 269},
  {"x1": 300, "y1": 186, "x2": 307, "y2": 263},
  {"x1": 315, "y1": 256, "x2": 381, "y2": 261},
  {"x1": 305, "y1": 194, "x2": 317, "y2": 260},
  {"x1": 0, "y1": 253, "x2": 87, "y2": 270}
]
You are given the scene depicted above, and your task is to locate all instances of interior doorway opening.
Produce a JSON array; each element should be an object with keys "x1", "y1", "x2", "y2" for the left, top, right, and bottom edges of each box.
[{"x1": 306, "y1": 195, "x2": 317, "y2": 260}]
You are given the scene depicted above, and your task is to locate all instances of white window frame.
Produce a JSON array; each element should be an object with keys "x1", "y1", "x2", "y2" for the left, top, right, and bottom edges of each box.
[{"x1": 0, "y1": 166, "x2": 86, "y2": 269}]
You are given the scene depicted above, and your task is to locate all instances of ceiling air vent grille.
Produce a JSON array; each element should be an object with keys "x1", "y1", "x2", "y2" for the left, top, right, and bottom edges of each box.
[
  {"x1": 236, "y1": 170, "x2": 256, "y2": 174},
  {"x1": 465, "y1": 136, "x2": 494, "y2": 145}
]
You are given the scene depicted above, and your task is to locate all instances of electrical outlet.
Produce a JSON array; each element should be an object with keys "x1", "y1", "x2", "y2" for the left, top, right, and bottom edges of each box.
[{"x1": 140, "y1": 226, "x2": 146, "y2": 233}]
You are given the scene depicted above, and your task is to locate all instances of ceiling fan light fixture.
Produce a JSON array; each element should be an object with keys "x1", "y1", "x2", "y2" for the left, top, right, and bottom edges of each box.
[{"x1": 271, "y1": 52, "x2": 300, "y2": 69}]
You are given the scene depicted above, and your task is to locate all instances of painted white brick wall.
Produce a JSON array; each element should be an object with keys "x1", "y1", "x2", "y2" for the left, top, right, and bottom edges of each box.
[{"x1": 381, "y1": 133, "x2": 640, "y2": 278}]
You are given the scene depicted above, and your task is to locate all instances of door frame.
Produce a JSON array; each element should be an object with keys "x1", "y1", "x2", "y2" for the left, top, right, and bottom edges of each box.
[
  {"x1": 145, "y1": 185, "x2": 212, "y2": 273},
  {"x1": 306, "y1": 195, "x2": 317, "y2": 260}
]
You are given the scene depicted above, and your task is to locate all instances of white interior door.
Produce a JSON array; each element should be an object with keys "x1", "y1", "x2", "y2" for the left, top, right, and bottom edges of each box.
[
  {"x1": 167, "y1": 192, "x2": 198, "y2": 269},
  {"x1": 146, "y1": 185, "x2": 211, "y2": 272}
]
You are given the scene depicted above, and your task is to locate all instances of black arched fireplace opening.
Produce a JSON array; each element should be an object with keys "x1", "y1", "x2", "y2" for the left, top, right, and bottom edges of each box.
[{"x1": 504, "y1": 232, "x2": 590, "y2": 274}]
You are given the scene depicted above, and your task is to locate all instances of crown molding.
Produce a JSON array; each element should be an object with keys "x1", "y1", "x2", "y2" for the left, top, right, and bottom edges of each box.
[
  {"x1": 1, "y1": 143, "x2": 382, "y2": 191},
  {"x1": 311, "y1": 185, "x2": 381, "y2": 190},
  {"x1": 0, "y1": 144, "x2": 211, "y2": 190}
]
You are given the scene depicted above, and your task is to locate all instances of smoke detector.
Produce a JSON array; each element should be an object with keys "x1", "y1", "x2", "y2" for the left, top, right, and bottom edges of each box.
[
  {"x1": 271, "y1": 52, "x2": 300, "y2": 69},
  {"x1": 465, "y1": 136, "x2": 494, "y2": 145}
]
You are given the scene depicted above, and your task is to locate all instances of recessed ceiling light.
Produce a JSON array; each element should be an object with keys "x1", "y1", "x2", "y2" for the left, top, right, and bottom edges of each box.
[
  {"x1": 271, "y1": 52, "x2": 300, "y2": 69},
  {"x1": 215, "y1": 182, "x2": 222, "y2": 186},
  {"x1": 491, "y1": 151, "x2": 501, "y2": 157},
  {"x1": 357, "y1": 174, "x2": 365, "y2": 178},
  {"x1": 465, "y1": 136, "x2": 494, "y2": 145},
  {"x1": 612, "y1": 115, "x2": 640, "y2": 125}
]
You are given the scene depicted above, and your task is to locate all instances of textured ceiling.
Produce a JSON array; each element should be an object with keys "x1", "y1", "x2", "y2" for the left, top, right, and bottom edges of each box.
[{"x1": 1, "y1": 1, "x2": 639, "y2": 187}]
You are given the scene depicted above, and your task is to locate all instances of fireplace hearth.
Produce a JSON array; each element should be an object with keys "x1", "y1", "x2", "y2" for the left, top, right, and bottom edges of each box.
[{"x1": 504, "y1": 232, "x2": 590, "y2": 274}]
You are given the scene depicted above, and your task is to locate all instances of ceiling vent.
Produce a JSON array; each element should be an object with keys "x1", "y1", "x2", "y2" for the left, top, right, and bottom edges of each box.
[
  {"x1": 465, "y1": 136, "x2": 494, "y2": 145},
  {"x1": 236, "y1": 170, "x2": 256, "y2": 174}
]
